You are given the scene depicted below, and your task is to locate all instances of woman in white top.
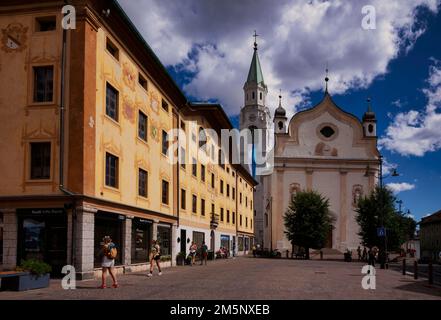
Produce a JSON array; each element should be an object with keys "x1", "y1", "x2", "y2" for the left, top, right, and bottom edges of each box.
[
  {"x1": 148, "y1": 240, "x2": 162, "y2": 277},
  {"x1": 99, "y1": 236, "x2": 119, "y2": 289}
]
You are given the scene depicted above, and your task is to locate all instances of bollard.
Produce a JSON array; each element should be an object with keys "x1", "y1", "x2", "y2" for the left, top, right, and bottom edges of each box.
[
  {"x1": 402, "y1": 259, "x2": 406, "y2": 275},
  {"x1": 320, "y1": 250, "x2": 323, "y2": 260},
  {"x1": 428, "y1": 262, "x2": 433, "y2": 285},
  {"x1": 286, "y1": 250, "x2": 289, "y2": 259},
  {"x1": 414, "y1": 261, "x2": 418, "y2": 280}
]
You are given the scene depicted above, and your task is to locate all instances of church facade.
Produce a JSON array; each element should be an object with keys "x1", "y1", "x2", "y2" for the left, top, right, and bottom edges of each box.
[{"x1": 240, "y1": 42, "x2": 381, "y2": 253}]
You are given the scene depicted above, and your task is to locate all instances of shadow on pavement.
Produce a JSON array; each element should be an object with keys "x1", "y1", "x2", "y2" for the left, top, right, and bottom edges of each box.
[{"x1": 395, "y1": 280, "x2": 441, "y2": 298}]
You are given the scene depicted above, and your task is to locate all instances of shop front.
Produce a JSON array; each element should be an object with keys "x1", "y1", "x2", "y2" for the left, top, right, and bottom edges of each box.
[
  {"x1": 94, "y1": 211, "x2": 124, "y2": 267},
  {"x1": 16, "y1": 208, "x2": 67, "y2": 277},
  {"x1": 131, "y1": 218, "x2": 152, "y2": 264},
  {"x1": 157, "y1": 224, "x2": 171, "y2": 257}
]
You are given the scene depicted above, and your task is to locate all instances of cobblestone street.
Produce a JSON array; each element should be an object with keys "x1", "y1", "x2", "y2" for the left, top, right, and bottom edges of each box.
[{"x1": 1, "y1": 257, "x2": 441, "y2": 300}]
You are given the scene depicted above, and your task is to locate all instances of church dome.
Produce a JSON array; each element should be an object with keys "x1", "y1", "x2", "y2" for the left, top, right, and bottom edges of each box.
[{"x1": 275, "y1": 105, "x2": 286, "y2": 117}]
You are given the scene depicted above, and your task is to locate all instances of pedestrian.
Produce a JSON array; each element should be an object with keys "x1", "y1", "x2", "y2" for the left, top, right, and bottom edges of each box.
[
  {"x1": 362, "y1": 247, "x2": 367, "y2": 262},
  {"x1": 368, "y1": 248, "x2": 375, "y2": 267},
  {"x1": 99, "y1": 236, "x2": 119, "y2": 289},
  {"x1": 189, "y1": 242, "x2": 197, "y2": 266},
  {"x1": 252, "y1": 244, "x2": 257, "y2": 257},
  {"x1": 357, "y1": 246, "x2": 362, "y2": 261},
  {"x1": 200, "y1": 241, "x2": 208, "y2": 265},
  {"x1": 147, "y1": 240, "x2": 162, "y2": 277}
]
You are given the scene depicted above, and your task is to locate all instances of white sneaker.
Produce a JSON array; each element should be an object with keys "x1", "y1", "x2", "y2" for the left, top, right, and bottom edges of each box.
[
  {"x1": 147, "y1": 273, "x2": 153, "y2": 277},
  {"x1": 158, "y1": 272, "x2": 162, "y2": 276}
]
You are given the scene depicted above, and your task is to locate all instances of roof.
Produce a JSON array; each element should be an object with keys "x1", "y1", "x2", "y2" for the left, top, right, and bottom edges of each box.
[
  {"x1": 246, "y1": 49, "x2": 265, "y2": 85},
  {"x1": 420, "y1": 210, "x2": 441, "y2": 225}
]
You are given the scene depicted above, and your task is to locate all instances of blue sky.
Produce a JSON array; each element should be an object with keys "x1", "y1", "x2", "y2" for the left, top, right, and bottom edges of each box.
[{"x1": 120, "y1": 0, "x2": 441, "y2": 222}]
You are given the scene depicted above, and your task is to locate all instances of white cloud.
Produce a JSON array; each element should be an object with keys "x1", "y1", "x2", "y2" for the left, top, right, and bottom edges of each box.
[
  {"x1": 386, "y1": 182, "x2": 416, "y2": 193},
  {"x1": 379, "y1": 60, "x2": 441, "y2": 156},
  {"x1": 118, "y1": 0, "x2": 440, "y2": 117}
]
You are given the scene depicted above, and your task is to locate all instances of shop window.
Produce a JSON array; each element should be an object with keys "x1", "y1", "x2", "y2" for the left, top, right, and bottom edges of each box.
[
  {"x1": 106, "y1": 83, "x2": 119, "y2": 121},
  {"x1": 157, "y1": 225, "x2": 171, "y2": 256},
  {"x1": 193, "y1": 231, "x2": 205, "y2": 249},
  {"x1": 131, "y1": 218, "x2": 151, "y2": 264},
  {"x1": 244, "y1": 237, "x2": 250, "y2": 251},
  {"x1": 94, "y1": 212, "x2": 124, "y2": 267},
  {"x1": 221, "y1": 235, "x2": 230, "y2": 251},
  {"x1": 105, "y1": 152, "x2": 119, "y2": 188},
  {"x1": 238, "y1": 237, "x2": 244, "y2": 251},
  {"x1": 33, "y1": 66, "x2": 53, "y2": 103},
  {"x1": 30, "y1": 142, "x2": 51, "y2": 180}
]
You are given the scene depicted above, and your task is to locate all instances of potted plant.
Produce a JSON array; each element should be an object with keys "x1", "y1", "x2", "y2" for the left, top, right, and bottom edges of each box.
[
  {"x1": 344, "y1": 249, "x2": 352, "y2": 262},
  {"x1": 207, "y1": 250, "x2": 214, "y2": 260},
  {"x1": 176, "y1": 252, "x2": 186, "y2": 266},
  {"x1": 6, "y1": 259, "x2": 52, "y2": 291}
]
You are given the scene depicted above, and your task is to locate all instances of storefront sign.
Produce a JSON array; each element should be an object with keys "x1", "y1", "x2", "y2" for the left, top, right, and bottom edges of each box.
[{"x1": 18, "y1": 208, "x2": 64, "y2": 215}]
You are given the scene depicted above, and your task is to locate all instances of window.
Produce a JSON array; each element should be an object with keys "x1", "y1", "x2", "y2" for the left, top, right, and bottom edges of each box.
[
  {"x1": 33, "y1": 66, "x2": 53, "y2": 102},
  {"x1": 106, "y1": 83, "x2": 119, "y2": 121},
  {"x1": 199, "y1": 127, "x2": 207, "y2": 151},
  {"x1": 226, "y1": 184, "x2": 230, "y2": 197},
  {"x1": 105, "y1": 153, "x2": 118, "y2": 188},
  {"x1": 240, "y1": 193, "x2": 242, "y2": 204},
  {"x1": 246, "y1": 197, "x2": 248, "y2": 207},
  {"x1": 192, "y1": 158, "x2": 197, "y2": 177},
  {"x1": 211, "y1": 173, "x2": 215, "y2": 188},
  {"x1": 106, "y1": 38, "x2": 119, "y2": 60},
  {"x1": 320, "y1": 126, "x2": 335, "y2": 138},
  {"x1": 180, "y1": 148, "x2": 186, "y2": 169},
  {"x1": 181, "y1": 189, "x2": 186, "y2": 210},
  {"x1": 138, "y1": 169, "x2": 148, "y2": 197},
  {"x1": 36, "y1": 16, "x2": 56, "y2": 32},
  {"x1": 161, "y1": 180, "x2": 169, "y2": 205},
  {"x1": 131, "y1": 218, "x2": 150, "y2": 264},
  {"x1": 138, "y1": 111, "x2": 148, "y2": 141},
  {"x1": 161, "y1": 99, "x2": 169, "y2": 112},
  {"x1": 201, "y1": 164, "x2": 205, "y2": 182},
  {"x1": 192, "y1": 195, "x2": 197, "y2": 214},
  {"x1": 157, "y1": 226, "x2": 171, "y2": 255},
  {"x1": 232, "y1": 212, "x2": 235, "y2": 224},
  {"x1": 246, "y1": 217, "x2": 248, "y2": 228},
  {"x1": 201, "y1": 199, "x2": 206, "y2": 216},
  {"x1": 368, "y1": 124, "x2": 374, "y2": 133},
  {"x1": 227, "y1": 210, "x2": 230, "y2": 223},
  {"x1": 232, "y1": 188, "x2": 235, "y2": 200},
  {"x1": 30, "y1": 142, "x2": 51, "y2": 179},
  {"x1": 220, "y1": 180, "x2": 224, "y2": 194},
  {"x1": 252, "y1": 91, "x2": 255, "y2": 99},
  {"x1": 138, "y1": 73, "x2": 148, "y2": 90},
  {"x1": 220, "y1": 208, "x2": 224, "y2": 222},
  {"x1": 240, "y1": 215, "x2": 242, "y2": 226},
  {"x1": 161, "y1": 130, "x2": 168, "y2": 155},
  {"x1": 260, "y1": 92, "x2": 262, "y2": 100}
]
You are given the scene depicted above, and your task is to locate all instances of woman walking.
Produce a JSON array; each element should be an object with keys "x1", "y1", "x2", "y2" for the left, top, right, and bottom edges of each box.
[
  {"x1": 189, "y1": 241, "x2": 197, "y2": 266},
  {"x1": 148, "y1": 240, "x2": 162, "y2": 277},
  {"x1": 99, "y1": 236, "x2": 119, "y2": 289}
]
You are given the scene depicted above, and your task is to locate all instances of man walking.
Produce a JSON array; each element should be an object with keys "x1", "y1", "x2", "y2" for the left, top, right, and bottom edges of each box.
[{"x1": 200, "y1": 241, "x2": 208, "y2": 265}]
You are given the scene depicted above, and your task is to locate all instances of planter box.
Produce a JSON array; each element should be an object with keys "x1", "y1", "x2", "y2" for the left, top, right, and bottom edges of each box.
[{"x1": 1, "y1": 273, "x2": 50, "y2": 291}]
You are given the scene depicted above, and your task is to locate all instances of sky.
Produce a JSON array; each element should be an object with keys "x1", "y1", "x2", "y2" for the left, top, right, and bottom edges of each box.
[{"x1": 118, "y1": 0, "x2": 441, "y2": 222}]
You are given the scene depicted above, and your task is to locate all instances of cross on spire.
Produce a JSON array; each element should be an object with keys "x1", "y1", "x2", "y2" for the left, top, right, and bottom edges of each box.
[
  {"x1": 325, "y1": 63, "x2": 329, "y2": 93},
  {"x1": 279, "y1": 89, "x2": 282, "y2": 106},
  {"x1": 253, "y1": 30, "x2": 259, "y2": 50}
]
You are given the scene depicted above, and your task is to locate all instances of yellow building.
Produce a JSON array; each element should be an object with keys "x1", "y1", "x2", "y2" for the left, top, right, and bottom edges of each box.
[{"x1": 0, "y1": 0, "x2": 256, "y2": 278}]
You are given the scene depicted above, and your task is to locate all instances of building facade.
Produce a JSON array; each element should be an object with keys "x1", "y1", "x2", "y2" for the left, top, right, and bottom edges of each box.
[
  {"x1": 0, "y1": 0, "x2": 255, "y2": 278},
  {"x1": 419, "y1": 210, "x2": 441, "y2": 261},
  {"x1": 261, "y1": 93, "x2": 380, "y2": 252}
]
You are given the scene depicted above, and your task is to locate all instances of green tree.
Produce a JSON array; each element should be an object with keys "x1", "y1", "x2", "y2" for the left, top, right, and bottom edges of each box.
[
  {"x1": 356, "y1": 186, "x2": 414, "y2": 252},
  {"x1": 284, "y1": 190, "x2": 334, "y2": 259}
]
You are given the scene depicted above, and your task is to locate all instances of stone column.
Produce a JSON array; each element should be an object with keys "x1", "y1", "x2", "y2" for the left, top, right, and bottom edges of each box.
[
  {"x1": 2, "y1": 209, "x2": 17, "y2": 270},
  {"x1": 171, "y1": 222, "x2": 178, "y2": 266},
  {"x1": 122, "y1": 217, "x2": 132, "y2": 266},
  {"x1": 339, "y1": 170, "x2": 348, "y2": 251},
  {"x1": 152, "y1": 219, "x2": 159, "y2": 241},
  {"x1": 74, "y1": 206, "x2": 96, "y2": 280}
]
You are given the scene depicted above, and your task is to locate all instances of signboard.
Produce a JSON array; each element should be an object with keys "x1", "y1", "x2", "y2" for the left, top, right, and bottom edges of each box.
[
  {"x1": 377, "y1": 227, "x2": 386, "y2": 237},
  {"x1": 17, "y1": 208, "x2": 64, "y2": 215}
]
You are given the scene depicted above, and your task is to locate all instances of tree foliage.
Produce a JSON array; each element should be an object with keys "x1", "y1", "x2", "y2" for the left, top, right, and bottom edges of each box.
[
  {"x1": 284, "y1": 190, "x2": 334, "y2": 259},
  {"x1": 356, "y1": 186, "x2": 417, "y2": 251}
]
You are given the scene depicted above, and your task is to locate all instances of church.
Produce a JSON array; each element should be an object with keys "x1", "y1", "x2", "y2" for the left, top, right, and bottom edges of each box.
[{"x1": 240, "y1": 38, "x2": 381, "y2": 253}]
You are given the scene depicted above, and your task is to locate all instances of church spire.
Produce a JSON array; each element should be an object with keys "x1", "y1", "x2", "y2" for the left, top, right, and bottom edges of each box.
[
  {"x1": 246, "y1": 31, "x2": 265, "y2": 85},
  {"x1": 325, "y1": 65, "x2": 329, "y2": 94}
]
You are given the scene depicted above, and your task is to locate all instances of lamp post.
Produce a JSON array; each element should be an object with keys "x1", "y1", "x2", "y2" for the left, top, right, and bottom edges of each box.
[{"x1": 365, "y1": 155, "x2": 399, "y2": 269}]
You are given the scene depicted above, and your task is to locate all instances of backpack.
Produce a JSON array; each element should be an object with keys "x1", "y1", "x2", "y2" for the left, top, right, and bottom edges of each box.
[{"x1": 105, "y1": 244, "x2": 118, "y2": 259}]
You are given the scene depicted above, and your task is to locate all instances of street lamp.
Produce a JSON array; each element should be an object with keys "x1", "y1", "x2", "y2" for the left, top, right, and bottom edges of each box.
[{"x1": 364, "y1": 155, "x2": 400, "y2": 269}]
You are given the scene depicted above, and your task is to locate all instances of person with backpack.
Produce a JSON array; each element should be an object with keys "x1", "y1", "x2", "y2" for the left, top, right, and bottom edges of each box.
[
  {"x1": 148, "y1": 240, "x2": 162, "y2": 277},
  {"x1": 99, "y1": 236, "x2": 119, "y2": 289},
  {"x1": 189, "y1": 242, "x2": 197, "y2": 266},
  {"x1": 200, "y1": 241, "x2": 208, "y2": 266}
]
